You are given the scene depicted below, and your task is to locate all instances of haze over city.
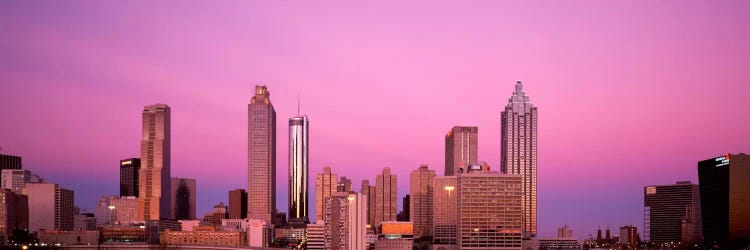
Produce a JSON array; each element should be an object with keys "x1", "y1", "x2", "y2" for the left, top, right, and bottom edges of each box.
[{"x1": 1, "y1": 0, "x2": 748, "y2": 241}]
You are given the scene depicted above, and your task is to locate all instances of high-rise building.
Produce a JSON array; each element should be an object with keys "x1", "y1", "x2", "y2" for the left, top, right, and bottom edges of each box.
[
  {"x1": 228, "y1": 189, "x2": 247, "y2": 219},
  {"x1": 138, "y1": 104, "x2": 171, "y2": 220},
  {"x1": 558, "y1": 225, "x2": 574, "y2": 239},
  {"x1": 375, "y1": 167, "x2": 397, "y2": 229},
  {"x1": 698, "y1": 153, "x2": 750, "y2": 248},
  {"x1": 25, "y1": 183, "x2": 74, "y2": 232},
  {"x1": 0, "y1": 188, "x2": 28, "y2": 244},
  {"x1": 347, "y1": 192, "x2": 368, "y2": 250},
  {"x1": 248, "y1": 86, "x2": 276, "y2": 224},
  {"x1": 410, "y1": 165, "x2": 435, "y2": 239},
  {"x1": 170, "y1": 177, "x2": 196, "y2": 220},
  {"x1": 288, "y1": 115, "x2": 309, "y2": 226},
  {"x1": 444, "y1": 126, "x2": 478, "y2": 176},
  {"x1": 119, "y1": 158, "x2": 140, "y2": 197},
  {"x1": 360, "y1": 180, "x2": 377, "y2": 229},
  {"x1": 500, "y1": 80, "x2": 538, "y2": 238},
  {"x1": 316, "y1": 167, "x2": 338, "y2": 222},
  {"x1": 457, "y1": 166, "x2": 522, "y2": 249},
  {"x1": 433, "y1": 176, "x2": 457, "y2": 245},
  {"x1": 643, "y1": 181, "x2": 702, "y2": 243},
  {"x1": 323, "y1": 193, "x2": 367, "y2": 250},
  {"x1": 0, "y1": 154, "x2": 22, "y2": 170},
  {"x1": 619, "y1": 225, "x2": 638, "y2": 248},
  {"x1": 205, "y1": 202, "x2": 229, "y2": 228},
  {"x1": 338, "y1": 176, "x2": 352, "y2": 193},
  {"x1": 1, "y1": 169, "x2": 33, "y2": 194}
]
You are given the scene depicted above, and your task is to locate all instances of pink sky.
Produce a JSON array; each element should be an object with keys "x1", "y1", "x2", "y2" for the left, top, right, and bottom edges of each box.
[{"x1": 1, "y1": 1, "x2": 748, "y2": 238}]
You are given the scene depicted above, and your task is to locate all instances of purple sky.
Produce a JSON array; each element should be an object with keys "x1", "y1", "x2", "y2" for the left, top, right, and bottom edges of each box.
[{"x1": 1, "y1": 1, "x2": 749, "y2": 238}]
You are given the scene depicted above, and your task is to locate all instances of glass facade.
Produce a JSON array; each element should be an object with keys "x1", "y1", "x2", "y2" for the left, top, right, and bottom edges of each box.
[{"x1": 288, "y1": 115, "x2": 309, "y2": 224}]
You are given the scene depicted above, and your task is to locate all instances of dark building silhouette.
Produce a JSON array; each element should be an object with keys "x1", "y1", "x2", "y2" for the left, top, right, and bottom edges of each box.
[
  {"x1": 228, "y1": 189, "x2": 247, "y2": 219},
  {"x1": 698, "y1": 153, "x2": 750, "y2": 248},
  {"x1": 119, "y1": 158, "x2": 140, "y2": 197},
  {"x1": 397, "y1": 194, "x2": 410, "y2": 222},
  {"x1": 0, "y1": 154, "x2": 22, "y2": 170},
  {"x1": 170, "y1": 178, "x2": 196, "y2": 220}
]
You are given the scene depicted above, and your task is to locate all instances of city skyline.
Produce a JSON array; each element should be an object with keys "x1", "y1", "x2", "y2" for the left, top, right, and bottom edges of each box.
[{"x1": 1, "y1": 1, "x2": 749, "y2": 239}]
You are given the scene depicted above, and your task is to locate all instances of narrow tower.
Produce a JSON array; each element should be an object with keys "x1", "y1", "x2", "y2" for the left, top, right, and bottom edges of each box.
[
  {"x1": 500, "y1": 80, "x2": 538, "y2": 238},
  {"x1": 288, "y1": 115, "x2": 309, "y2": 226},
  {"x1": 247, "y1": 86, "x2": 276, "y2": 223}
]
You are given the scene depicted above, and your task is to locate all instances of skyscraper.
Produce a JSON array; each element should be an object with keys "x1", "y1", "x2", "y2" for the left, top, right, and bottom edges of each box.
[
  {"x1": 500, "y1": 80, "x2": 538, "y2": 237},
  {"x1": 375, "y1": 167, "x2": 397, "y2": 228},
  {"x1": 444, "y1": 126, "x2": 478, "y2": 176},
  {"x1": 288, "y1": 115, "x2": 309, "y2": 225},
  {"x1": 360, "y1": 180, "x2": 377, "y2": 229},
  {"x1": 228, "y1": 189, "x2": 247, "y2": 219},
  {"x1": 171, "y1": 177, "x2": 196, "y2": 220},
  {"x1": 643, "y1": 181, "x2": 702, "y2": 244},
  {"x1": 433, "y1": 176, "x2": 457, "y2": 245},
  {"x1": 120, "y1": 158, "x2": 140, "y2": 197},
  {"x1": 138, "y1": 104, "x2": 171, "y2": 220},
  {"x1": 457, "y1": 166, "x2": 522, "y2": 250},
  {"x1": 347, "y1": 192, "x2": 368, "y2": 250},
  {"x1": 0, "y1": 154, "x2": 22, "y2": 170},
  {"x1": 248, "y1": 86, "x2": 276, "y2": 223},
  {"x1": 316, "y1": 167, "x2": 338, "y2": 222},
  {"x1": 698, "y1": 153, "x2": 750, "y2": 248},
  {"x1": 410, "y1": 165, "x2": 435, "y2": 239},
  {"x1": 1, "y1": 169, "x2": 33, "y2": 194}
]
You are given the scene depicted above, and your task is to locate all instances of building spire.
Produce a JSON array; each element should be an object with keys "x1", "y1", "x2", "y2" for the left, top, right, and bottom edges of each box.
[
  {"x1": 297, "y1": 93, "x2": 300, "y2": 116},
  {"x1": 515, "y1": 80, "x2": 523, "y2": 92}
]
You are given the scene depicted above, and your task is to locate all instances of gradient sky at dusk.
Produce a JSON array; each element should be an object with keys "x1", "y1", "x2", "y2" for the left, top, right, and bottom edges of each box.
[{"x1": 1, "y1": 1, "x2": 749, "y2": 238}]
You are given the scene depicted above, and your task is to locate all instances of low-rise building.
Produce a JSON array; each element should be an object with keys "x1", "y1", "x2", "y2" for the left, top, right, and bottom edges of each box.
[
  {"x1": 306, "y1": 221, "x2": 326, "y2": 250},
  {"x1": 161, "y1": 225, "x2": 246, "y2": 247},
  {"x1": 38, "y1": 230, "x2": 98, "y2": 245},
  {"x1": 375, "y1": 221, "x2": 413, "y2": 250},
  {"x1": 100, "y1": 224, "x2": 147, "y2": 243}
]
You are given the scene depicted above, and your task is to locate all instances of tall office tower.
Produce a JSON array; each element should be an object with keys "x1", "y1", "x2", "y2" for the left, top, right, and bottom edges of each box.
[
  {"x1": 25, "y1": 183, "x2": 74, "y2": 232},
  {"x1": 338, "y1": 176, "x2": 352, "y2": 192},
  {"x1": 325, "y1": 196, "x2": 346, "y2": 250},
  {"x1": 643, "y1": 181, "x2": 702, "y2": 244},
  {"x1": 410, "y1": 165, "x2": 435, "y2": 239},
  {"x1": 500, "y1": 80, "x2": 538, "y2": 238},
  {"x1": 0, "y1": 154, "x2": 22, "y2": 170},
  {"x1": 558, "y1": 225, "x2": 574, "y2": 238},
  {"x1": 433, "y1": 176, "x2": 457, "y2": 245},
  {"x1": 119, "y1": 158, "x2": 140, "y2": 197},
  {"x1": 288, "y1": 115, "x2": 309, "y2": 225},
  {"x1": 375, "y1": 168, "x2": 397, "y2": 228},
  {"x1": 138, "y1": 104, "x2": 171, "y2": 220},
  {"x1": 316, "y1": 167, "x2": 338, "y2": 221},
  {"x1": 698, "y1": 153, "x2": 750, "y2": 248},
  {"x1": 444, "y1": 126, "x2": 478, "y2": 176},
  {"x1": 228, "y1": 189, "x2": 247, "y2": 219},
  {"x1": 171, "y1": 177, "x2": 196, "y2": 220},
  {"x1": 0, "y1": 188, "x2": 28, "y2": 244},
  {"x1": 619, "y1": 225, "x2": 638, "y2": 248},
  {"x1": 1, "y1": 169, "x2": 33, "y2": 194},
  {"x1": 457, "y1": 166, "x2": 522, "y2": 250},
  {"x1": 360, "y1": 180, "x2": 377, "y2": 229},
  {"x1": 248, "y1": 86, "x2": 276, "y2": 223}
]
